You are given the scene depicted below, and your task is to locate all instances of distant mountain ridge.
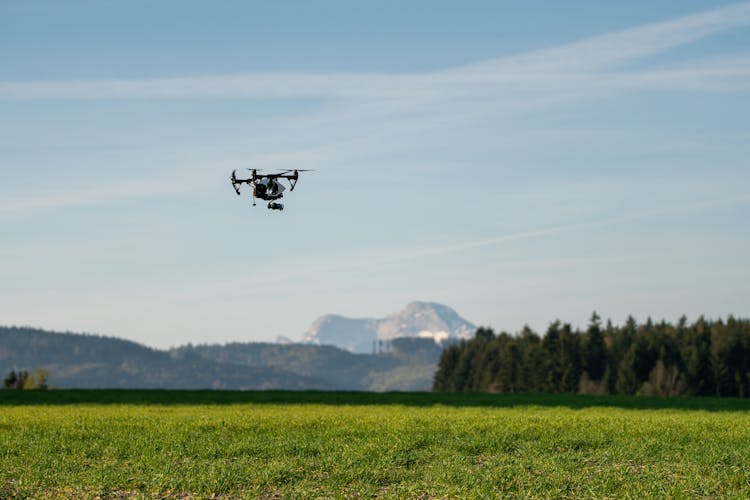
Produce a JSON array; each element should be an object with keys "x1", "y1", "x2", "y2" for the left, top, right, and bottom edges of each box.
[
  {"x1": 0, "y1": 325, "x2": 450, "y2": 391},
  {"x1": 302, "y1": 301, "x2": 475, "y2": 353},
  {"x1": 176, "y1": 336, "x2": 444, "y2": 391},
  {"x1": 0, "y1": 326, "x2": 329, "y2": 390}
]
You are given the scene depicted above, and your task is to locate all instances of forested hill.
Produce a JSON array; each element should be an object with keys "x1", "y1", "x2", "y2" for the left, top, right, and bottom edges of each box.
[
  {"x1": 173, "y1": 337, "x2": 443, "y2": 391},
  {"x1": 434, "y1": 315, "x2": 750, "y2": 397},
  {"x1": 0, "y1": 327, "x2": 443, "y2": 390},
  {"x1": 0, "y1": 326, "x2": 331, "y2": 390}
]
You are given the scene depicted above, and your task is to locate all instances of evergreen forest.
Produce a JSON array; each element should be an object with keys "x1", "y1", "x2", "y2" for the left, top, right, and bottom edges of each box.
[{"x1": 433, "y1": 314, "x2": 750, "y2": 397}]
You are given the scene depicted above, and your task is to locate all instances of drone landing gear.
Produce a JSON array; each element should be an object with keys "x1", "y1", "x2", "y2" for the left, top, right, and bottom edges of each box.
[{"x1": 267, "y1": 202, "x2": 284, "y2": 211}]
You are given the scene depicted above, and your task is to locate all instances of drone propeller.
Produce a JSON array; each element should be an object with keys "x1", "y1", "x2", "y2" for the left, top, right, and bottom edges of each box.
[
  {"x1": 276, "y1": 169, "x2": 315, "y2": 178},
  {"x1": 230, "y1": 170, "x2": 242, "y2": 195},
  {"x1": 282, "y1": 169, "x2": 315, "y2": 191}
]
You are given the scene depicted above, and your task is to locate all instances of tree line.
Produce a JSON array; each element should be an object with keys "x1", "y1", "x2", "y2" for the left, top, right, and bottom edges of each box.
[
  {"x1": 433, "y1": 314, "x2": 750, "y2": 397},
  {"x1": 3, "y1": 369, "x2": 49, "y2": 390}
]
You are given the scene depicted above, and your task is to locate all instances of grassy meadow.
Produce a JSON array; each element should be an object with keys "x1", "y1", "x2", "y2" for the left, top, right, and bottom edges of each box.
[{"x1": 1, "y1": 391, "x2": 750, "y2": 498}]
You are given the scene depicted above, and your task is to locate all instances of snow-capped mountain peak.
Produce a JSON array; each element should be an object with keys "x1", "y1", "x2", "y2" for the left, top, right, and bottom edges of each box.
[{"x1": 302, "y1": 301, "x2": 476, "y2": 353}]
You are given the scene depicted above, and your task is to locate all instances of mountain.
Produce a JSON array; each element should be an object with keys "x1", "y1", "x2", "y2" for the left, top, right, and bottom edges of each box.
[
  {"x1": 175, "y1": 336, "x2": 444, "y2": 391},
  {"x1": 0, "y1": 326, "x2": 448, "y2": 391},
  {"x1": 302, "y1": 315, "x2": 378, "y2": 353},
  {"x1": 302, "y1": 301, "x2": 476, "y2": 353},
  {"x1": 0, "y1": 326, "x2": 331, "y2": 390}
]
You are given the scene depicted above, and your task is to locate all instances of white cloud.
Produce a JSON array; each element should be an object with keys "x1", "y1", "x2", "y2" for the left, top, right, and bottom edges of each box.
[
  {"x1": 1, "y1": 3, "x2": 749, "y2": 103},
  {"x1": 0, "y1": 176, "x2": 199, "y2": 218},
  {"x1": 3, "y1": 4, "x2": 749, "y2": 218},
  {"x1": 457, "y1": 2, "x2": 750, "y2": 74}
]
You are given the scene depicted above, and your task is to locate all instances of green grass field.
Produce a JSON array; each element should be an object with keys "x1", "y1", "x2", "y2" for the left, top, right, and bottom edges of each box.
[{"x1": 2, "y1": 391, "x2": 750, "y2": 498}]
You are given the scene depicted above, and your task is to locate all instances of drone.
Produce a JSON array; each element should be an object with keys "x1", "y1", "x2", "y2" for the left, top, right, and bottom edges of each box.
[{"x1": 230, "y1": 169, "x2": 312, "y2": 210}]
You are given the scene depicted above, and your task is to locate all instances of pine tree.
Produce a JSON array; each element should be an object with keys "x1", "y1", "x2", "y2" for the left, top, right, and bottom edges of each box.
[
  {"x1": 496, "y1": 341, "x2": 523, "y2": 393},
  {"x1": 542, "y1": 321, "x2": 564, "y2": 392},
  {"x1": 616, "y1": 348, "x2": 640, "y2": 395},
  {"x1": 433, "y1": 344, "x2": 460, "y2": 391},
  {"x1": 3, "y1": 370, "x2": 18, "y2": 389},
  {"x1": 685, "y1": 316, "x2": 716, "y2": 396},
  {"x1": 559, "y1": 323, "x2": 583, "y2": 392},
  {"x1": 584, "y1": 311, "x2": 607, "y2": 381}
]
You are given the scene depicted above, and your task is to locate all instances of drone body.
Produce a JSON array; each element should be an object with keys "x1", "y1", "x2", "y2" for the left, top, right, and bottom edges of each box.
[{"x1": 230, "y1": 169, "x2": 311, "y2": 210}]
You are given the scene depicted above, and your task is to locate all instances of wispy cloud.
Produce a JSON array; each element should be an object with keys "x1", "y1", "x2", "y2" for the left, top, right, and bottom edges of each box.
[
  {"x1": 3, "y1": 3, "x2": 749, "y2": 218},
  {"x1": 457, "y1": 2, "x2": 750, "y2": 74},
  {"x1": 1, "y1": 3, "x2": 749, "y2": 102},
  {"x1": 0, "y1": 176, "x2": 200, "y2": 218},
  {"x1": 121, "y1": 191, "x2": 750, "y2": 309}
]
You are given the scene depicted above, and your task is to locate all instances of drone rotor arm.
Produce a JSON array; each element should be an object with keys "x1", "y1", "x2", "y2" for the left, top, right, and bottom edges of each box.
[{"x1": 230, "y1": 170, "x2": 242, "y2": 195}]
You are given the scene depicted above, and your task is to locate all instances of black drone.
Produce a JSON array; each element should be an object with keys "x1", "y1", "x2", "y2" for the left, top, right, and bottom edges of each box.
[{"x1": 230, "y1": 169, "x2": 312, "y2": 210}]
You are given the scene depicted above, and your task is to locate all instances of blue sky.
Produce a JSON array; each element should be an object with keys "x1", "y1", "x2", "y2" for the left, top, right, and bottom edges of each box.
[{"x1": 1, "y1": 1, "x2": 749, "y2": 348}]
